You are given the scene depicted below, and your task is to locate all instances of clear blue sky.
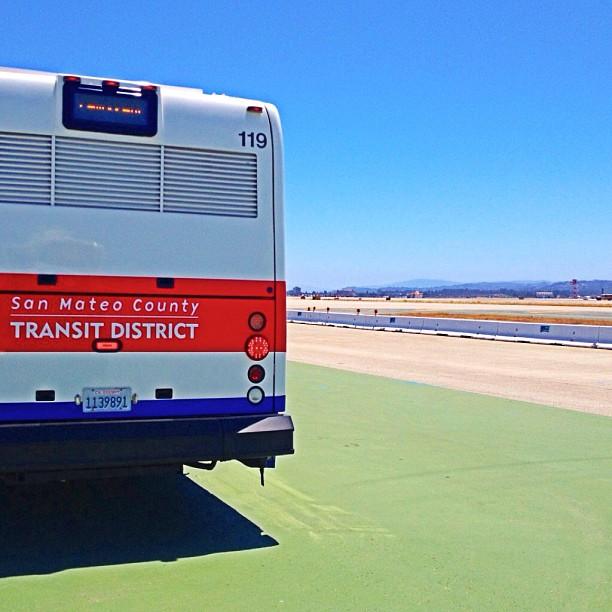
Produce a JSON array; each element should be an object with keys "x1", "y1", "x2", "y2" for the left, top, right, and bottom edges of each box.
[{"x1": 2, "y1": 1, "x2": 611, "y2": 288}]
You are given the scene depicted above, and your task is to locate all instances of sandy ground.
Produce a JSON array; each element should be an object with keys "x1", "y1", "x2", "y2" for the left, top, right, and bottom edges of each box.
[
  {"x1": 287, "y1": 323, "x2": 612, "y2": 416},
  {"x1": 287, "y1": 297, "x2": 612, "y2": 320}
]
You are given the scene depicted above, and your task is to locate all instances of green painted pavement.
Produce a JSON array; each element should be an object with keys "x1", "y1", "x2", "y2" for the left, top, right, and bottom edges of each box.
[{"x1": 0, "y1": 362, "x2": 610, "y2": 611}]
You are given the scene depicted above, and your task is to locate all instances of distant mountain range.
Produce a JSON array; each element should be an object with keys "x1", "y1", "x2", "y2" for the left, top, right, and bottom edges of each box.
[
  {"x1": 372, "y1": 279, "x2": 457, "y2": 289},
  {"x1": 291, "y1": 279, "x2": 612, "y2": 297},
  {"x1": 352, "y1": 279, "x2": 612, "y2": 296}
]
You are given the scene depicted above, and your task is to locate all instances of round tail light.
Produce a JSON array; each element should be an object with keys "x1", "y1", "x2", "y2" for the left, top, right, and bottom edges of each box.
[
  {"x1": 248, "y1": 364, "x2": 265, "y2": 383},
  {"x1": 248, "y1": 312, "x2": 266, "y2": 331},
  {"x1": 247, "y1": 386, "x2": 265, "y2": 404},
  {"x1": 246, "y1": 335, "x2": 270, "y2": 361}
]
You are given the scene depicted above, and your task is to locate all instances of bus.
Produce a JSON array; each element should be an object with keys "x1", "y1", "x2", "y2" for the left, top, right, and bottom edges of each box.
[{"x1": 0, "y1": 67, "x2": 293, "y2": 484}]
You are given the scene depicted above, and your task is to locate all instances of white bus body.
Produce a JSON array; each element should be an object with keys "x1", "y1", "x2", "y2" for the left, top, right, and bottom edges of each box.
[{"x1": 0, "y1": 67, "x2": 293, "y2": 481}]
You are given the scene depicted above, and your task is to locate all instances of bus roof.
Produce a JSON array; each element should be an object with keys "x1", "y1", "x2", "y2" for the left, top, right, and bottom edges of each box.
[{"x1": 0, "y1": 66, "x2": 269, "y2": 105}]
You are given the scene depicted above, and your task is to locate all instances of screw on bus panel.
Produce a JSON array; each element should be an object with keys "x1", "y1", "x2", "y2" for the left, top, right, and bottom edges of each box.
[{"x1": 74, "y1": 394, "x2": 82, "y2": 406}]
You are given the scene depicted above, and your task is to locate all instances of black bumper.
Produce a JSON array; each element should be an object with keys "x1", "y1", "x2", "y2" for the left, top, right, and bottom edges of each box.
[{"x1": 0, "y1": 413, "x2": 294, "y2": 475}]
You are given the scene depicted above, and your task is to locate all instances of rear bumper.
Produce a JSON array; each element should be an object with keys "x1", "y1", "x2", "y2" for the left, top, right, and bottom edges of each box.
[{"x1": 0, "y1": 413, "x2": 294, "y2": 476}]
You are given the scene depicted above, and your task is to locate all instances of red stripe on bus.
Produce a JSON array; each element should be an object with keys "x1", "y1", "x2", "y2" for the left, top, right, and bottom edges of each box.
[
  {"x1": 275, "y1": 283, "x2": 287, "y2": 352},
  {"x1": 0, "y1": 273, "x2": 276, "y2": 298},
  {"x1": 0, "y1": 274, "x2": 286, "y2": 353}
]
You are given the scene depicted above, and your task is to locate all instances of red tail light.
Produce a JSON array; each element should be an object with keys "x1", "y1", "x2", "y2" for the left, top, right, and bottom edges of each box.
[
  {"x1": 247, "y1": 105, "x2": 263, "y2": 113},
  {"x1": 63, "y1": 75, "x2": 81, "y2": 84},
  {"x1": 248, "y1": 364, "x2": 265, "y2": 383},
  {"x1": 102, "y1": 79, "x2": 120, "y2": 89},
  {"x1": 246, "y1": 336, "x2": 269, "y2": 361}
]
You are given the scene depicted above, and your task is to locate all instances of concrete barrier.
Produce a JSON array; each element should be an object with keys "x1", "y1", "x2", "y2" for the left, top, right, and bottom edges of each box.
[
  {"x1": 470, "y1": 321, "x2": 500, "y2": 338},
  {"x1": 597, "y1": 326, "x2": 612, "y2": 348},
  {"x1": 326, "y1": 312, "x2": 359, "y2": 326},
  {"x1": 540, "y1": 324, "x2": 599, "y2": 345},
  {"x1": 287, "y1": 310, "x2": 611, "y2": 349},
  {"x1": 383, "y1": 316, "x2": 424, "y2": 332},
  {"x1": 495, "y1": 322, "x2": 540, "y2": 340},
  {"x1": 428, "y1": 318, "x2": 497, "y2": 338},
  {"x1": 419, "y1": 317, "x2": 438, "y2": 333},
  {"x1": 494, "y1": 321, "x2": 601, "y2": 346}
]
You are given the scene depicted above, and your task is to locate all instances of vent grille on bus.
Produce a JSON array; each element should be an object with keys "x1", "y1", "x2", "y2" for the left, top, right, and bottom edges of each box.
[
  {"x1": 0, "y1": 133, "x2": 52, "y2": 206},
  {"x1": 0, "y1": 132, "x2": 259, "y2": 217},
  {"x1": 55, "y1": 137, "x2": 162, "y2": 211},
  {"x1": 163, "y1": 147, "x2": 258, "y2": 218}
]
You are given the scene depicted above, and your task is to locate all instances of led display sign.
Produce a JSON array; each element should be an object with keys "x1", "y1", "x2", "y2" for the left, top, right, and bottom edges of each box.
[{"x1": 63, "y1": 80, "x2": 158, "y2": 136}]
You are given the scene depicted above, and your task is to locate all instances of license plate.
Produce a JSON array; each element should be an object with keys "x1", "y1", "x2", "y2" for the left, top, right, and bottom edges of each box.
[{"x1": 82, "y1": 387, "x2": 132, "y2": 412}]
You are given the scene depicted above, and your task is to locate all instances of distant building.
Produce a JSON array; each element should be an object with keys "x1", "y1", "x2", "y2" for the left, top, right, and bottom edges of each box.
[
  {"x1": 536, "y1": 291, "x2": 554, "y2": 298},
  {"x1": 287, "y1": 286, "x2": 302, "y2": 296},
  {"x1": 336, "y1": 287, "x2": 357, "y2": 297}
]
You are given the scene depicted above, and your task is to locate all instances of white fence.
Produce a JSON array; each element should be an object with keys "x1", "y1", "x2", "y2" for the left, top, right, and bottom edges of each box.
[{"x1": 287, "y1": 310, "x2": 612, "y2": 349}]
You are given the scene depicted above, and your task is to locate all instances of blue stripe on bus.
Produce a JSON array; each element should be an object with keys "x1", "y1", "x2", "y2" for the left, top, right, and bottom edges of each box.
[{"x1": 0, "y1": 395, "x2": 285, "y2": 423}]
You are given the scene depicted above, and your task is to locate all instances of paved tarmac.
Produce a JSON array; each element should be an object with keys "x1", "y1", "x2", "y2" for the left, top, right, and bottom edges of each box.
[
  {"x1": 1, "y1": 363, "x2": 611, "y2": 610},
  {"x1": 287, "y1": 323, "x2": 612, "y2": 416}
]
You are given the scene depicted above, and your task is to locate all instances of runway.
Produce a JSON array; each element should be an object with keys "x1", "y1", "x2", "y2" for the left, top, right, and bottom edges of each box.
[{"x1": 288, "y1": 297, "x2": 612, "y2": 324}]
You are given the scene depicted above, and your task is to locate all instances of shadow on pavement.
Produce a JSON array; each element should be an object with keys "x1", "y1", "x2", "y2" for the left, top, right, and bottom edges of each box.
[{"x1": 0, "y1": 473, "x2": 277, "y2": 577}]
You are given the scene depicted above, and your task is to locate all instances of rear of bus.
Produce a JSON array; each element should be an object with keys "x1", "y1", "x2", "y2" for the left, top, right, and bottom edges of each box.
[{"x1": 0, "y1": 67, "x2": 293, "y2": 482}]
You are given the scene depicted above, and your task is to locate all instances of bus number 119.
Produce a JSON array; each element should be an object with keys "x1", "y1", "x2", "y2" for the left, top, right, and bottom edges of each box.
[{"x1": 239, "y1": 132, "x2": 267, "y2": 148}]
